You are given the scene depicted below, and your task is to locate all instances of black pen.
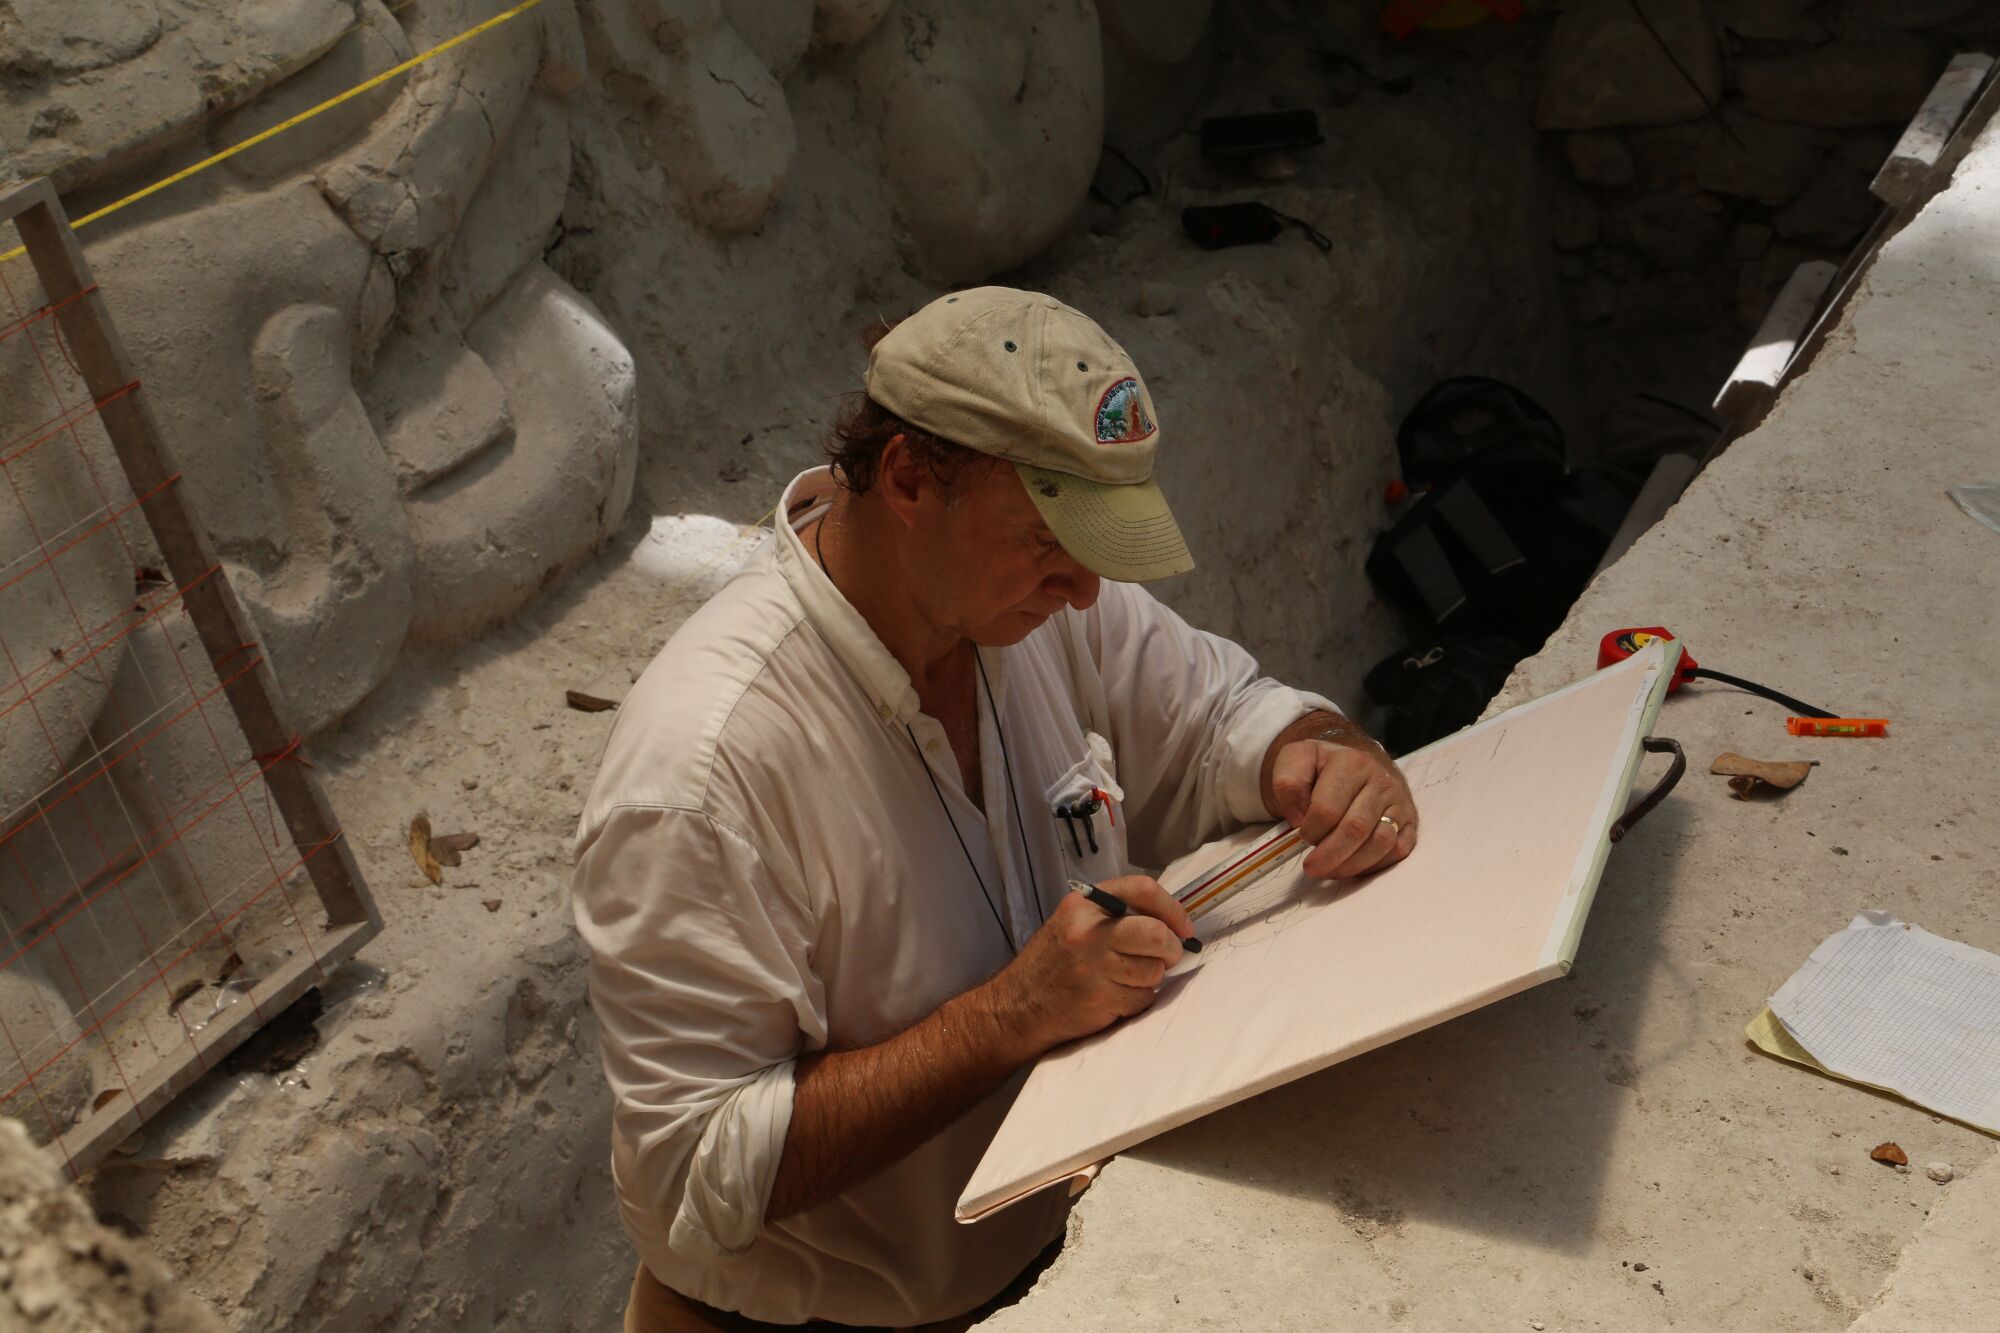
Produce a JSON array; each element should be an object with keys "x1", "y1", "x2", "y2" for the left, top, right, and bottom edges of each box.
[{"x1": 1068, "y1": 879, "x2": 1202, "y2": 953}]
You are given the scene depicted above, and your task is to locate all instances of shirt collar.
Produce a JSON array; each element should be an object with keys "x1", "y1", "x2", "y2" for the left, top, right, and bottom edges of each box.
[{"x1": 775, "y1": 468, "x2": 925, "y2": 726}]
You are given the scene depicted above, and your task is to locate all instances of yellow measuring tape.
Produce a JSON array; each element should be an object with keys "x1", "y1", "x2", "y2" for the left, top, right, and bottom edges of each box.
[{"x1": 1, "y1": 0, "x2": 547, "y2": 265}]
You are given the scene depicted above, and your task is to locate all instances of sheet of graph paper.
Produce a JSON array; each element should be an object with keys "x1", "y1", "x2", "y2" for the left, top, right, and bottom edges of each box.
[
  {"x1": 958, "y1": 641, "x2": 1675, "y2": 1221},
  {"x1": 1769, "y1": 911, "x2": 2000, "y2": 1133}
]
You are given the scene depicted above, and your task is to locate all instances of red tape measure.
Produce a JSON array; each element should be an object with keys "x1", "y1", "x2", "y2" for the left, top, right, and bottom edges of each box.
[
  {"x1": 1597, "y1": 626, "x2": 1840, "y2": 719},
  {"x1": 1598, "y1": 627, "x2": 1699, "y2": 692}
]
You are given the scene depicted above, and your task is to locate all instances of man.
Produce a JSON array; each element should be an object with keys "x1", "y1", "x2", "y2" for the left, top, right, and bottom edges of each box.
[{"x1": 572, "y1": 288, "x2": 1418, "y2": 1331}]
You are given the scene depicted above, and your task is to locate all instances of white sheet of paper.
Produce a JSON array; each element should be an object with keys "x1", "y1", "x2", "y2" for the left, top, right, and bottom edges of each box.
[
  {"x1": 1770, "y1": 911, "x2": 2000, "y2": 1133},
  {"x1": 957, "y1": 641, "x2": 1676, "y2": 1220}
]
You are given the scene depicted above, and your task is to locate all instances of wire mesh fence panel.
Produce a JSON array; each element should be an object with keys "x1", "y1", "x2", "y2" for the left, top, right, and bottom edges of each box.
[{"x1": 0, "y1": 182, "x2": 380, "y2": 1178}]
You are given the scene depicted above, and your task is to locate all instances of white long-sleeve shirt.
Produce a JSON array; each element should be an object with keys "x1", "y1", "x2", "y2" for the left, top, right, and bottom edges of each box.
[{"x1": 571, "y1": 468, "x2": 1336, "y2": 1326}]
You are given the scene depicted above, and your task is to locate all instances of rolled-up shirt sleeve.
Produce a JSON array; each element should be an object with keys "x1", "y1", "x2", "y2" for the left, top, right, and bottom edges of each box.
[
  {"x1": 572, "y1": 804, "x2": 826, "y2": 1259},
  {"x1": 1073, "y1": 581, "x2": 1339, "y2": 868}
]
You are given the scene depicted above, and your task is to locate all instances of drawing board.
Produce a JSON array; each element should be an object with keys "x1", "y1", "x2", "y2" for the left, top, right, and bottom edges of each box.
[{"x1": 957, "y1": 641, "x2": 1676, "y2": 1221}]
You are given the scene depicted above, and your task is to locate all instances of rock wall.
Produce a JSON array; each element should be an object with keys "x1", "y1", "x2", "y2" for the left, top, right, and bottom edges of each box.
[
  {"x1": 3, "y1": 0, "x2": 640, "y2": 740},
  {"x1": 1535, "y1": 0, "x2": 2000, "y2": 456},
  {"x1": 552, "y1": 0, "x2": 1575, "y2": 705},
  {"x1": 0, "y1": 1115, "x2": 222, "y2": 1331}
]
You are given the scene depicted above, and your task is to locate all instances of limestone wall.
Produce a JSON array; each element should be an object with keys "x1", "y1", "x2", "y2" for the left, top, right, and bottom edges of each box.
[
  {"x1": 0, "y1": 1116, "x2": 222, "y2": 1332},
  {"x1": 1535, "y1": 0, "x2": 2000, "y2": 455}
]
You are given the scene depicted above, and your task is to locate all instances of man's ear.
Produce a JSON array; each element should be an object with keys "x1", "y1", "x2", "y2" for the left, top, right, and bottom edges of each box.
[{"x1": 876, "y1": 434, "x2": 930, "y2": 528}]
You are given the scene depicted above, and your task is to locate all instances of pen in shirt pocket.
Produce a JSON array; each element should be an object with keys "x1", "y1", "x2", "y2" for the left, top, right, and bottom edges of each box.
[
  {"x1": 1068, "y1": 879, "x2": 1202, "y2": 953},
  {"x1": 1054, "y1": 787, "x2": 1116, "y2": 856}
]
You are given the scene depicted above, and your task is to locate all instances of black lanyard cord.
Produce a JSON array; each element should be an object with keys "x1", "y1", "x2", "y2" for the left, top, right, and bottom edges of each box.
[
  {"x1": 977, "y1": 651, "x2": 1047, "y2": 931},
  {"x1": 904, "y1": 651, "x2": 1050, "y2": 955},
  {"x1": 906, "y1": 721, "x2": 1013, "y2": 953},
  {"x1": 816, "y1": 507, "x2": 1046, "y2": 952}
]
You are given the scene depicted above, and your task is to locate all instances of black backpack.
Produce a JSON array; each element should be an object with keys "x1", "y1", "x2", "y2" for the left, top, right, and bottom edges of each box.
[{"x1": 1364, "y1": 378, "x2": 1639, "y2": 749}]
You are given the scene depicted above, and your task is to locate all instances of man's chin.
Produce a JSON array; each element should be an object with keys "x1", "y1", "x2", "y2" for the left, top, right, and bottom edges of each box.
[{"x1": 970, "y1": 609, "x2": 1054, "y2": 647}]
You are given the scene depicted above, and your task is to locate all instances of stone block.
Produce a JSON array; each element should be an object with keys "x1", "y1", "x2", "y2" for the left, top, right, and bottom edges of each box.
[
  {"x1": 1826, "y1": 0, "x2": 1998, "y2": 35},
  {"x1": 0, "y1": 419, "x2": 130, "y2": 807},
  {"x1": 0, "y1": 0, "x2": 161, "y2": 76},
  {"x1": 245, "y1": 304, "x2": 415, "y2": 733},
  {"x1": 536, "y1": 0, "x2": 592, "y2": 95},
  {"x1": 440, "y1": 91, "x2": 574, "y2": 327},
  {"x1": 211, "y1": 0, "x2": 413, "y2": 184},
  {"x1": 1772, "y1": 162, "x2": 1882, "y2": 248},
  {"x1": 1872, "y1": 54, "x2": 1993, "y2": 210},
  {"x1": 317, "y1": 0, "x2": 543, "y2": 268},
  {"x1": 362, "y1": 333, "x2": 517, "y2": 494},
  {"x1": 1536, "y1": 0, "x2": 1720, "y2": 130},
  {"x1": 654, "y1": 21, "x2": 798, "y2": 232},
  {"x1": 0, "y1": 969, "x2": 91, "y2": 1141},
  {"x1": 1550, "y1": 183, "x2": 1602, "y2": 251},
  {"x1": 404, "y1": 264, "x2": 637, "y2": 645},
  {"x1": 0, "y1": 1117, "x2": 224, "y2": 1330},
  {"x1": 1566, "y1": 129, "x2": 1635, "y2": 186},
  {"x1": 722, "y1": 0, "x2": 815, "y2": 78},
  {"x1": 811, "y1": 0, "x2": 896, "y2": 47},
  {"x1": 1563, "y1": 271, "x2": 1619, "y2": 324},
  {"x1": 854, "y1": 0, "x2": 1105, "y2": 282},
  {"x1": 1602, "y1": 188, "x2": 1728, "y2": 268},
  {"x1": 1, "y1": 0, "x2": 353, "y2": 189},
  {"x1": 1099, "y1": 0, "x2": 1212, "y2": 68},
  {"x1": 1733, "y1": 241, "x2": 1823, "y2": 330},
  {"x1": 1694, "y1": 115, "x2": 1825, "y2": 205},
  {"x1": 1729, "y1": 221, "x2": 1773, "y2": 259},
  {"x1": 1717, "y1": 0, "x2": 1827, "y2": 43},
  {"x1": 85, "y1": 183, "x2": 417, "y2": 733},
  {"x1": 1737, "y1": 34, "x2": 1940, "y2": 128}
]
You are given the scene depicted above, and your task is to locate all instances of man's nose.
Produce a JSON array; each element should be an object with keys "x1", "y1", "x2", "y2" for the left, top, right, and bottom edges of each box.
[{"x1": 1045, "y1": 556, "x2": 1100, "y2": 610}]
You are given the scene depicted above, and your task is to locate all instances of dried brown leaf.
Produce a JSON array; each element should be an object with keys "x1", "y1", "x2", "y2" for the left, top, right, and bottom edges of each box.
[
  {"x1": 166, "y1": 978, "x2": 204, "y2": 1013},
  {"x1": 566, "y1": 690, "x2": 618, "y2": 713},
  {"x1": 1870, "y1": 1141, "x2": 1908, "y2": 1166},
  {"x1": 1710, "y1": 753, "x2": 1815, "y2": 789},
  {"x1": 408, "y1": 813, "x2": 443, "y2": 886},
  {"x1": 216, "y1": 950, "x2": 244, "y2": 985},
  {"x1": 92, "y1": 1088, "x2": 124, "y2": 1112},
  {"x1": 430, "y1": 831, "x2": 480, "y2": 866}
]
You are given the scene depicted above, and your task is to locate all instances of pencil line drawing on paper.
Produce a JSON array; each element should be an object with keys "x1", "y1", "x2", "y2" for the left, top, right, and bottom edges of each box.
[{"x1": 958, "y1": 643, "x2": 1676, "y2": 1222}]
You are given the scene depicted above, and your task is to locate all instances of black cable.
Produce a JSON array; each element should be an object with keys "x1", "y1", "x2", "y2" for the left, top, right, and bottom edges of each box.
[
  {"x1": 907, "y1": 723, "x2": 1015, "y2": 953},
  {"x1": 1617, "y1": 0, "x2": 1719, "y2": 119},
  {"x1": 818, "y1": 508, "x2": 1044, "y2": 947},
  {"x1": 1687, "y1": 668, "x2": 1837, "y2": 719},
  {"x1": 1266, "y1": 206, "x2": 1333, "y2": 253}
]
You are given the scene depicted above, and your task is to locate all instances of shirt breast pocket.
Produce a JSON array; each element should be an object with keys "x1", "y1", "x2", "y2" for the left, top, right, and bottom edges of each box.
[{"x1": 1042, "y1": 731, "x2": 1129, "y2": 886}]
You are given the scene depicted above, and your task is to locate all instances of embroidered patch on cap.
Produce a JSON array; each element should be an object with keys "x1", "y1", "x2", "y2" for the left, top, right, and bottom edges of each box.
[{"x1": 1094, "y1": 377, "x2": 1156, "y2": 445}]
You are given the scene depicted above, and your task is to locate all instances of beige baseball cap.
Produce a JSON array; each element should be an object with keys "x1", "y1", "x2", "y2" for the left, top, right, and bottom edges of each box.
[{"x1": 865, "y1": 287, "x2": 1195, "y2": 582}]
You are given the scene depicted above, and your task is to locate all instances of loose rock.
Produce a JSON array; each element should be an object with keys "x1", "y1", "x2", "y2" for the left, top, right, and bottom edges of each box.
[
  {"x1": 1737, "y1": 35, "x2": 1940, "y2": 129},
  {"x1": 1136, "y1": 282, "x2": 1179, "y2": 317},
  {"x1": 1926, "y1": 1162, "x2": 1954, "y2": 1183},
  {"x1": 1566, "y1": 130, "x2": 1636, "y2": 187},
  {"x1": 1772, "y1": 166, "x2": 1882, "y2": 249},
  {"x1": 1536, "y1": 0, "x2": 1720, "y2": 130}
]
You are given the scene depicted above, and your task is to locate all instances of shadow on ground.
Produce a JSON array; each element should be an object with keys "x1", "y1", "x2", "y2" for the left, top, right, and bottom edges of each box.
[{"x1": 1127, "y1": 781, "x2": 1694, "y2": 1255}]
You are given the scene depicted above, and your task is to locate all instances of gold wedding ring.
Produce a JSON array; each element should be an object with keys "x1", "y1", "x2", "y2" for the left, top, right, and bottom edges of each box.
[{"x1": 1379, "y1": 814, "x2": 1401, "y2": 835}]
